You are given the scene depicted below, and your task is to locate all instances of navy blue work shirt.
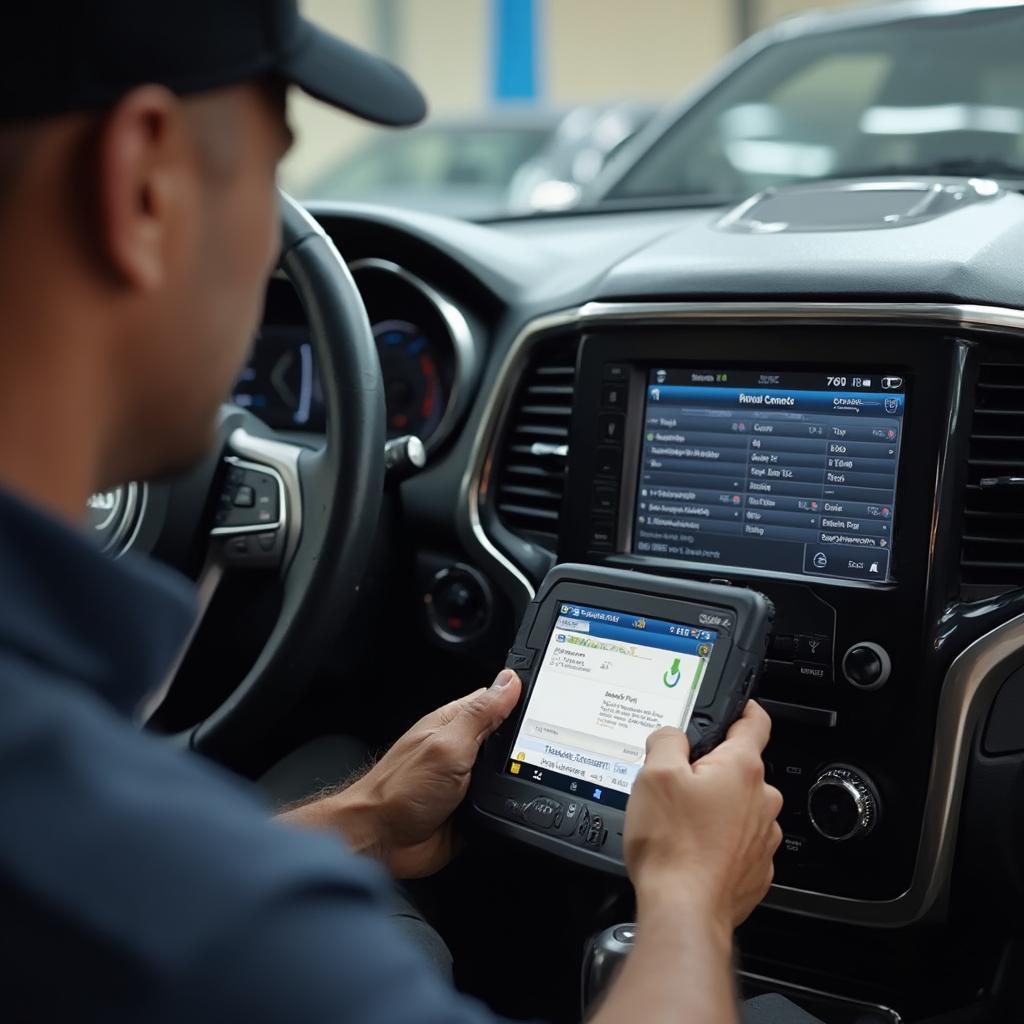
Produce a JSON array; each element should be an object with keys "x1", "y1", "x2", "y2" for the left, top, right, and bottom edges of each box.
[{"x1": 0, "y1": 487, "x2": 499, "y2": 1022}]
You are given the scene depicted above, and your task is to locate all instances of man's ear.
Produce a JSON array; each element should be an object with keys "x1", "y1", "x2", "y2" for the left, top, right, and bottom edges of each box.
[{"x1": 95, "y1": 85, "x2": 194, "y2": 291}]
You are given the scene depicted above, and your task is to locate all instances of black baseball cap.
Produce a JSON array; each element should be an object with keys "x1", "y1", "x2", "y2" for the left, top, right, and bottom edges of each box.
[{"x1": 2, "y1": 0, "x2": 427, "y2": 126}]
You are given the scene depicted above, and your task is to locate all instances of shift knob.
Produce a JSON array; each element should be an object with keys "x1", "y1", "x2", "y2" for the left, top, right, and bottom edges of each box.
[{"x1": 582, "y1": 923, "x2": 636, "y2": 1014}]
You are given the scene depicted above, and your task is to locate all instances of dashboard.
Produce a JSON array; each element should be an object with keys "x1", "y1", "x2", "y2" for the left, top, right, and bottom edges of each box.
[
  {"x1": 235, "y1": 258, "x2": 478, "y2": 451},
  {"x1": 253, "y1": 183, "x2": 1024, "y2": 1013}
]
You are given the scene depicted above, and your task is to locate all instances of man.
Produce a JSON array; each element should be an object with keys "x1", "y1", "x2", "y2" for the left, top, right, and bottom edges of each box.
[{"x1": 0, "y1": 2, "x2": 784, "y2": 1022}]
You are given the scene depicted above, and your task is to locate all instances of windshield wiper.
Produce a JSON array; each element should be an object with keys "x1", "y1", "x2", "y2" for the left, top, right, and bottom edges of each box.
[{"x1": 813, "y1": 157, "x2": 1024, "y2": 182}]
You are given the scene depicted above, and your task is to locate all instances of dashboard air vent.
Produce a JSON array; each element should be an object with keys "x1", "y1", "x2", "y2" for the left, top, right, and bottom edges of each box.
[
  {"x1": 961, "y1": 362, "x2": 1024, "y2": 595},
  {"x1": 493, "y1": 335, "x2": 580, "y2": 552}
]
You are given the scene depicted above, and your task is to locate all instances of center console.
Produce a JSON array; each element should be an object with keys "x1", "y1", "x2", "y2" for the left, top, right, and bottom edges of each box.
[{"x1": 558, "y1": 324, "x2": 958, "y2": 905}]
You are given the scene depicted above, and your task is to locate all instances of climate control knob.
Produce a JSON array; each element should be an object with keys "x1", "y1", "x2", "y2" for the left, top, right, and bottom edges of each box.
[
  {"x1": 842, "y1": 642, "x2": 891, "y2": 690},
  {"x1": 807, "y1": 765, "x2": 880, "y2": 841}
]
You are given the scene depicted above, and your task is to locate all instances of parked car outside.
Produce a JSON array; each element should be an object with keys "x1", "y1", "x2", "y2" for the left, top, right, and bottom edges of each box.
[
  {"x1": 306, "y1": 102, "x2": 657, "y2": 219},
  {"x1": 588, "y1": 0, "x2": 1024, "y2": 208}
]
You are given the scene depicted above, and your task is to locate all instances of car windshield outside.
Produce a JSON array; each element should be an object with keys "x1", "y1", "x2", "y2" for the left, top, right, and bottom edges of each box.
[
  {"x1": 306, "y1": 118, "x2": 554, "y2": 219},
  {"x1": 601, "y1": 5, "x2": 1024, "y2": 204}
]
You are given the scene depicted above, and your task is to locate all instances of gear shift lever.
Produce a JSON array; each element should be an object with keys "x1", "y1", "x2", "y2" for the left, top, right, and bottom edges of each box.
[{"x1": 581, "y1": 923, "x2": 636, "y2": 1016}]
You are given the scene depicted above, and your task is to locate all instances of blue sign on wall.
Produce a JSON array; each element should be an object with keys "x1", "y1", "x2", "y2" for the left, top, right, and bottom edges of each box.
[{"x1": 492, "y1": 0, "x2": 540, "y2": 102}]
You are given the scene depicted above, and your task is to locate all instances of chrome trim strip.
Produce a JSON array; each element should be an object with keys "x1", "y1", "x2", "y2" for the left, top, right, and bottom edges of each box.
[
  {"x1": 578, "y1": 300, "x2": 1024, "y2": 333},
  {"x1": 461, "y1": 298, "x2": 1024, "y2": 924},
  {"x1": 459, "y1": 308, "x2": 582, "y2": 609},
  {"x1": 349, "y1": 257, "x2": 479, "y2": 455},
  {"x1": 737, "y1": 971, "x2": 902, "y2": 1023}
]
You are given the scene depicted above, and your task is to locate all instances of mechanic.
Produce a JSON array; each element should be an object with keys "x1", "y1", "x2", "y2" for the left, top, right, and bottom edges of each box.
[{"x1": 0, "y1": 3, "x2": 785, "y2": 1022}]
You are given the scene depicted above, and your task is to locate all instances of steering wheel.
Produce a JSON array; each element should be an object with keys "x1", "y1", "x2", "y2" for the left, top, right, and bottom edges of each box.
[{"x1": 102, "y1": 194, "x2": 386, "y2": 761}]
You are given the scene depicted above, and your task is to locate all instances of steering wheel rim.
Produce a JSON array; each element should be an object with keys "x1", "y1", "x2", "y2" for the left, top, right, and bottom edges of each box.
[{"x1": 185, "y1": 193, "x2": 385, "y2": 759}]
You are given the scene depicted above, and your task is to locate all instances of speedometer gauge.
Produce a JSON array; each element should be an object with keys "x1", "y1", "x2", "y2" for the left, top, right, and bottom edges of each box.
[{"x1": 373, "y1": 319, "x2": 447, "y2": 441}]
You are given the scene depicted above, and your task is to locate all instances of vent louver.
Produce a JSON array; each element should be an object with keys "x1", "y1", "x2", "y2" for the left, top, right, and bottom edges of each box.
[
  {"x1": 961, "y1": 362, "x2": 1024, "y2": 595},
  {"x1": 493, "y1": 336, "x2": 579, "y2": 553}
]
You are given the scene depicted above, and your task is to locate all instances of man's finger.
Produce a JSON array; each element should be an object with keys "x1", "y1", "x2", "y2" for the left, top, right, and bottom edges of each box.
[
  {"x1": 643, "y1": 726, "x2": 692, "y2": 772},
  {"x1": 700, "y1": 701, "x2": 772, "y2": 765},
  {"x1": 446, "y1": 670, "x2": 522, "y2": 747}
]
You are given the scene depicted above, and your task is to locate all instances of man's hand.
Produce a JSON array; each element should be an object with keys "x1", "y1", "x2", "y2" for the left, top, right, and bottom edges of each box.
[
  {"x1": 589, "y1": 704, "x2": 782, "y2": 1024},
  {"x1": 281, "y1": 670, "x2": 521, "y2": 878},
  {"x1": 624, "y1": 701, "x2": 783, "y2": 928}
]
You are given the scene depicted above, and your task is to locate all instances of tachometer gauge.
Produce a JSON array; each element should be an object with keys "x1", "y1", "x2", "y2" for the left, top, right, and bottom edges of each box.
[{"x1": 373, "y1": 319, "x2": 447, "y2": 441}]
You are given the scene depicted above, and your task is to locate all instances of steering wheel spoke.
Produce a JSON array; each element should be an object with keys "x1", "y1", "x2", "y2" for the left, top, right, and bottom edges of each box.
[{"x1": 210, "y1": 427, "x2": 305, "y2": 572}]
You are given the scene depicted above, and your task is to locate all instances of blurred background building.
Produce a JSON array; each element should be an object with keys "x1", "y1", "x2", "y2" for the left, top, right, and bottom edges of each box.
[{"x1": 282, "y1": 0, "x2": 878, "y2": 205}]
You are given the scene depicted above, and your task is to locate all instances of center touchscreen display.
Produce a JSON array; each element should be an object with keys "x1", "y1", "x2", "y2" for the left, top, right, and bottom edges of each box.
[
  {"x1": 632, "y1": 368, "x2": 907, "y2": 583},
  {"x1": 505, "y1": 604, "x2": 717, "y2": 810}
]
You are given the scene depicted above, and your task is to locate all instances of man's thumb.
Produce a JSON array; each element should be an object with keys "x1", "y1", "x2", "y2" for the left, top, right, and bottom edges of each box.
[{"x1": 454, "y1": 670, "x2": 522, "y2": 746}]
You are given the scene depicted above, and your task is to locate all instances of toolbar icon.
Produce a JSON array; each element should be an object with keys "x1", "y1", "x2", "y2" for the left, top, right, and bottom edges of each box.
[{"x1": 882, "y1": 376, "x2": 903, "y2": 390}]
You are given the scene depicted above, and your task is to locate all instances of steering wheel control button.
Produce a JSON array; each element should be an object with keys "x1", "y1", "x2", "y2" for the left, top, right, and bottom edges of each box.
[
  {"x1": 842, "y1": 642, "x2": 892, "y2": 690},
  {"x1": 215, "y1": 465, "x2": 283, "y2": 532},
  {"x1": 424, "y1": 564, "x2": 493, "y2": 644},
  {"x1": 808, "y1": 765, "x2": 880, "y2": 841}
]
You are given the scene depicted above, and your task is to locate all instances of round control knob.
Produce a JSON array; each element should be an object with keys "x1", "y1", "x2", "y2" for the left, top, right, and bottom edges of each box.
[
  {"x1": 842, "y1": 642, "x2": 891, "y2": 690},
  {"x1": 808, "y1": 765, "x2": 880, "y2": 841}
]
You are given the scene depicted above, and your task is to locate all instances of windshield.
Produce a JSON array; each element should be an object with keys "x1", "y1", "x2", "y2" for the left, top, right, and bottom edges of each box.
[{"x1": 605, "y1": 7, "x2": 1024, "y2": 204}]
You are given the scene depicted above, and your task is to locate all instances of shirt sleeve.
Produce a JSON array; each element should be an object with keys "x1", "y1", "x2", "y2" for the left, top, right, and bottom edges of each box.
[{"x1": 158, "y1": 878, "x2": 513, "y2": 1024}]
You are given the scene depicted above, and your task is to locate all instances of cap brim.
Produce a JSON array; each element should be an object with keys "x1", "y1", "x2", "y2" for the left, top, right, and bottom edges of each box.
[{"x1": 280, "y1": 20, "x2": 427, "y2": 128}]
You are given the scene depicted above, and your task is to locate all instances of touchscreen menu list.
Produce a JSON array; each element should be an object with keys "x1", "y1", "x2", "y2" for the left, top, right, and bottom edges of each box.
[{"x1": 632, "y1": 369, "x2": 907, "y2": 583}]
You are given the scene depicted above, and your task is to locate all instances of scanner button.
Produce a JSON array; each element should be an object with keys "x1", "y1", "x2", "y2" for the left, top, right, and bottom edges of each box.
[
  {"x1": 502, "y1": 798, "x2": 525, "y2": 820},
  {"x1": 523, "y1": 798, "x2": 562, "y2": 829},
  {"x1": 506, "y1": 647, "x2": 535, "y2": 672}
]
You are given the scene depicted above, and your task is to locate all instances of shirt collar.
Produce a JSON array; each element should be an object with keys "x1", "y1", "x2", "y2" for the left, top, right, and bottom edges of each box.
[{"x1": 0, "y1": 486, "x2": 197, "y2": 716}]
